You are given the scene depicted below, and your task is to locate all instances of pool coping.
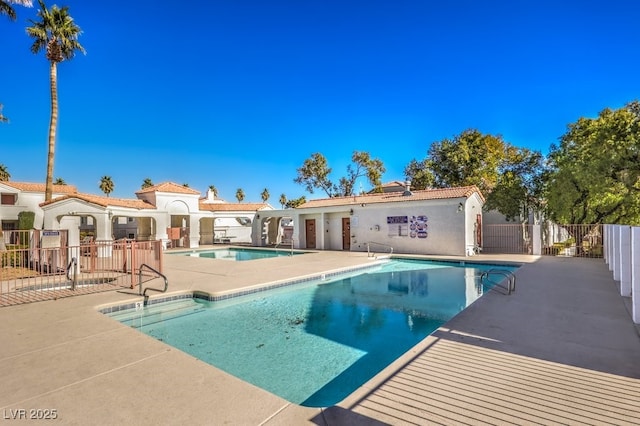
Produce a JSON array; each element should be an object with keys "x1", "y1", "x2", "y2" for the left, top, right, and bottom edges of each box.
[{"x1": 96, "y1": 256, "x2": 523, "y2": 314}]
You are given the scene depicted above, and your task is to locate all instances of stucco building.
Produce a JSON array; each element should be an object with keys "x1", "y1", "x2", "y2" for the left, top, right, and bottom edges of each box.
[
  {"x1": 1, "y1": 181, "x2": 272, "y2": 249},
  {"x1": 252, "y1": 184, "x2": 485, "y2": 256}
]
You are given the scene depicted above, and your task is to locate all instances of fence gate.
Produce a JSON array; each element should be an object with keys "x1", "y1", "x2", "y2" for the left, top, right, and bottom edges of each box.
[
  {"x1": 483, "y1": 223, "x2": 603, "y2": 258},
  {"x1": 0, "y1": 234, "x2": 163, "y2": 307}
]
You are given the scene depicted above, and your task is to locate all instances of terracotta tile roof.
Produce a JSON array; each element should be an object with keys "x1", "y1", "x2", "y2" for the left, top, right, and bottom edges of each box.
[
  {"x1": 374, "y1": 180, "x2": 409, "y2": 193},
  {"x1": 380, "y1": 180, "x2": 407, "y2": 189},
  {"x1": 0, "y1": 181, "x2": 78, "y2": 194},
  {"x1": 297, "y1": 186, "x2": 484, "y2": 209},
  {"x1": 198, "y1": 202, "x2": 270, "y2": 212},
  {"x1": 135, "y1": 181, "x2": 201, "y2": 195},
  {"x1": 40, "y1": 193, "x2": 156, "y2": 209}
]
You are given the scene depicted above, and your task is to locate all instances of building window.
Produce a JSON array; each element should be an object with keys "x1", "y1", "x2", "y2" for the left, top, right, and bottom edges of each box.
[{"x1": 1, "y1": 194, "x2": 16, "y2": 205}]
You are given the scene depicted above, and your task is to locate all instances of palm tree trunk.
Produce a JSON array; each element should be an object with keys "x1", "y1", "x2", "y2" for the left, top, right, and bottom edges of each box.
[{"x1": 45, "y1": 61, "x2": 58, "y2": 202}]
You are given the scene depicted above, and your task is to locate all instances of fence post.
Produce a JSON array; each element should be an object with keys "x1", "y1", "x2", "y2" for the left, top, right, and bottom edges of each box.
[
  {"x1": 603, "y1": 225, "x2": 609, "y2": 265},
  {"x1": 532, "y1": 224, "x2": 541, "y2": 255},
  {"x1": 612, "y1": 226, "x2": 621, "y2": 281},
  {"x1": 620, "y1": 226, "x2": 631, "y2": 297},
  {"x1": 632, "y1": 227, "x2": 640, "y2": 324}
]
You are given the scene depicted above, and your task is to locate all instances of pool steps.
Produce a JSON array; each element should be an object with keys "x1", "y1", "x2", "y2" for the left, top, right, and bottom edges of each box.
[{"x1": 107, "y1": 298, "x2": 205, "y2": 328}]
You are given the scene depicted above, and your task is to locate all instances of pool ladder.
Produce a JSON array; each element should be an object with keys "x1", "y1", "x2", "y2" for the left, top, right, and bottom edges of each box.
[
  {"x1": 138, "y1": 263, "x2": 169, "y2": 304},
  {"x1": 366, "y1": 242, "x2": 393, "y2": 259},
  {"x1": 479, "y1": 269, "x2": 516, "y2": 295},
  {"x1": 274, "y1": 239, "x2": 294, "y2": 256}
]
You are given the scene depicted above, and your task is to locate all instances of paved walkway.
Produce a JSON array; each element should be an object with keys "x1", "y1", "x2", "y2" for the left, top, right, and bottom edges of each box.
[{"x1": 1, "y1": 251, "x2": 639, "y2": 425}]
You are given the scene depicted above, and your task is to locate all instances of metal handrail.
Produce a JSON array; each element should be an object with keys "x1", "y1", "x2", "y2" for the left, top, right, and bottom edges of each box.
[
  {"x1": 139, "y1": 263, "x2": 168, "y2": 297},
  {"x1": 274, "y1": 239, "x2": 294, "y2": 256},
  {"x1": 66, "y1": 257, "x2": 77, "y2": 290},
  {"x1": 480, "y1": 269, "x2": 516, "y2": 295},
  {"x1": 366, "y1": 241, "x2": 394, "y2": 258}
]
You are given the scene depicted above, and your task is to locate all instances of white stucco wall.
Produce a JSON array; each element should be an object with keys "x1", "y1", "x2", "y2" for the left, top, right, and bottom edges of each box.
[
  {"x1": 0, "y1": 189, "x2": 45, "y2": 228},
  {"x1": 253, "y1": 194, "x2": 482, "y2": 256},
  {"x1": 347, "y1": 199, "x2": 468, "y2": 256}
]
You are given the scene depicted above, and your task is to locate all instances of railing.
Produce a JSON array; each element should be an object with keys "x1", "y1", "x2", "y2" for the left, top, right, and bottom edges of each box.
[
  {"x1": 274, "y1": 239, "x2": 294, "y2": 256},
  {"x1": 541, "y1": 224, "x2": 603, "y2": 258},
  {"x1": 66, "y1": 257, "x2": 77, "y2": 290},
  {"x1": 482, "y1": 223, "x2": 603, "y2": 258},
  {"x1": 139, "y1": 263, "x2": 168, "y2": 299},
  {"x1": 480, "y1": 269, "x2": 516, "y2": 295},
  {"x1": 0, "y1": 239, "x2": 163, "y2": 307},
  {"x1": 366, "y1": 242, "x2": 394, "y2": 258}
]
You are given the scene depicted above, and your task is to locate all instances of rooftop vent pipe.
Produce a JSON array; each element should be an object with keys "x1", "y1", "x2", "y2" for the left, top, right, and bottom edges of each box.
[{"x1": 402, "y1": 180, "x2": 413, "y2": 196}]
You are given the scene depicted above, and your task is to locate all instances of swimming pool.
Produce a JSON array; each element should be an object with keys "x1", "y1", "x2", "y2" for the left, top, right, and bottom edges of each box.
[
  {"x1": 169, "y1": 247, "x2": 305, "y2": 261},
  {"x1": 105, "y1": 259, "x2": 518, "y2": 407}
]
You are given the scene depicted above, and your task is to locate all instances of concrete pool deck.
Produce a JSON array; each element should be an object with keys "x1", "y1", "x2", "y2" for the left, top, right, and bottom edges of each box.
[{"x1": 1, "y1": 250, "x2": 640, "y2": 425}]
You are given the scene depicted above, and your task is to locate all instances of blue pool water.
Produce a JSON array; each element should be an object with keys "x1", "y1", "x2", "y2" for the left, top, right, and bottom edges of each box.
[
  {"x1": 106, "y1": 259, "x2": 518, "y2": 407},
  {"x1": 170, "y1": 247, "x2": 304, "y2": 261}
]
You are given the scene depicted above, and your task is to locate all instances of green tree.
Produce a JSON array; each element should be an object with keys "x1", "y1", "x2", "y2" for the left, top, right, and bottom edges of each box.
[
  {"x1": 208, "y1": 184, "x2": 217, "y2": 196},
  {"x1": 279, "y1": 193, "x2": 287, "y2": 209},
  {"x1": 141, "y1": 178, "x2": 153, "y2": 189},
  {"x1": 285, "y1": 195, "x2": 306, "y2": 208},
  {"x1": 53, "y1": 177, "x2": 65, "y2": 185},
  {"x1": 485, "y1": 146, "x2": 546, "y2": 222},
  {"x1": 545, "y1": 101, "x2": 640, "y2": 224},
  {"x1": 99, "y1": 175, "x2": 114, "y2": 197},
  {"x1": 235, "y1": 188, "x2": 245, "y2": 202},
  {"x1": 403, "y1": 158, "x2": 435, "y2": 190},
  {"x1": 0, "y1": 0, "x2": 32, "y2": 21},
  {"x1": 406, "y1": 129, "x2": 545, "y2": 222},
  {"x1": 0, "y1": 163, "x2": 10, "y2": 181},
  {"x1": 27, "y1": 0, "x2": 84, "y2": 201},
  {"x1": 294, "y1": 151, "x2": 385, "y2": 197},
  {"x1": 423, "y1": 129, "x2": 504, "y2": 193},
  {"x1": 261, "y1": 188, "x2": 269, "y2": 202}
]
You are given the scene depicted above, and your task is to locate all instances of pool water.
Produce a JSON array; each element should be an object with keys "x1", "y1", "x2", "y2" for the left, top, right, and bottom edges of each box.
[
  {"x1": 106, "y1": 259, "x2": 517, "y2": 407},
  {"x1": 171, "y1": 247, "x2": 304, "y2": 261}
]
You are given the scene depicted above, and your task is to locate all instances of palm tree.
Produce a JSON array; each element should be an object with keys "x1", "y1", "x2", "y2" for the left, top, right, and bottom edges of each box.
[
  {"x1": 0, "y1": 0, "x2": 32, "y2": 21},
  {"x1": 208, "y1": 184, "x2": 217, "y2": 196},
  {"x1": 27, "y1": 0, "x2": 84, "y2": 201},
  {"x1": 279, "y1": 193, "x2": 287, "y2": 209},
  {"x1": 0, "y1": 104, "x2": 9, "y2": 123},
  {"x1": 54, "y1": 177, "x2": 65, "y2": 185},
  {"x1": 261, "y1": 188, "x2": 269, "y2": 203},
  {"x1": 0, "y1": 163, "x2": 10, "y2": 181},
  {"x1": 99, "y1": 176, "x2": 114, "y2": 197},
  {"x1": 141, "y1": 178, "x2": 153, "y2": 189},
  {"x1": 235, "y1": 188, "x2": 245, "y2": 203}
]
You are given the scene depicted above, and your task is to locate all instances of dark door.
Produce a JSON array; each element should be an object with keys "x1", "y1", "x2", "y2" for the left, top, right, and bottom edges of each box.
[
  {"x1": 305, "y1": 219, "x2": 316, "y2": 249},
  {"x1": 342, "y1": 218, "x2": 350, "y2": 250}
]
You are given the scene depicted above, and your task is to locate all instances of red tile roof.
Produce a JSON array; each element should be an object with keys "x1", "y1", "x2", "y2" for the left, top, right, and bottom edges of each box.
[
  {"x1": 0, "y1": 181, "x2": 78, "y2": 194},
  {"x1": 199, "y1": 202, "x2": 270, "y2": 212},
  {"x1": 135, "y1": 181, "x2": 201, "y2": 195},
  {"x1": 40, "y1": 193, "x2": 155, "y2": 209},
  {"x1": 297, "y1": 186, "x2": 484, "y2": 209}
]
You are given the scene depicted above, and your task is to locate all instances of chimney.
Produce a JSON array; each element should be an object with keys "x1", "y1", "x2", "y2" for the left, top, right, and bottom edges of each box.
[
  {"x1": 402, "y1": 180, "x2": 413, "y2": 196},
  {"x1": 206, "y1": 188, "x2": 215, "y2": 202}
]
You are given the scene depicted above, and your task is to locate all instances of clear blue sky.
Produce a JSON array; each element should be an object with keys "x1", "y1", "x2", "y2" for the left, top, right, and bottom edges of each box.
[{"x1": 2, "y1": 0, "x2": 639, "y2": 203}]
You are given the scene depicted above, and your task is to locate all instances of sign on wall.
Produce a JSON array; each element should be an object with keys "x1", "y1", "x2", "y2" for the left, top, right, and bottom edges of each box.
[
  {"x1": 387, "y1": 216, "x2": 408, "y2": 236},
  {"x1": 386, "y1": 215, "x2": 429, "y2": 239},
  {"x1": 409, "y1": 215, "x2": 428, "y2": 239},
  {"x1": 41, "y1": 230, "x2": 61, "y2": 248}
]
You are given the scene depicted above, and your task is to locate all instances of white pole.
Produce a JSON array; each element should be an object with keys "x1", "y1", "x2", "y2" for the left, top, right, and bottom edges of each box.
[{"x1": 632, "y1": 227, "x2": 640, "y2": 324}]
